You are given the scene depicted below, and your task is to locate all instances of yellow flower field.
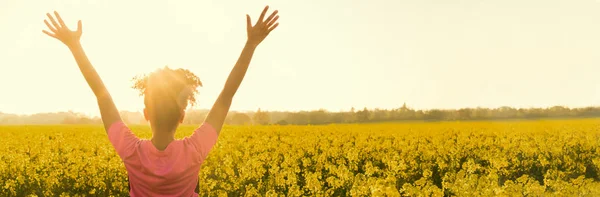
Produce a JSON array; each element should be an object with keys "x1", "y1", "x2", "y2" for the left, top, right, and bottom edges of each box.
[{"x1": 2, "y1": 119, "x2": 600, "y2": 196}]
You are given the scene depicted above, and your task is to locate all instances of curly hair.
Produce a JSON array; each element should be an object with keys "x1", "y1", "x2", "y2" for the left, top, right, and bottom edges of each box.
[{"x1": 132, "y1": 66, "x2": 202, "y2": 131}]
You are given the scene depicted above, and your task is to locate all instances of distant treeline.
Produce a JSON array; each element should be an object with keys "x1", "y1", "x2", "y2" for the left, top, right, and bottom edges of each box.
[{"x1": 3, "y1": 104, "x2": 600, "y2": 125}]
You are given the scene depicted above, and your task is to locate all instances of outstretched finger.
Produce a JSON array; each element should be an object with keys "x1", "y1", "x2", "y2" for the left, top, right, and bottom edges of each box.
[
  {"x1": 44, "y1": 20, "x2": 57, "y2": 33},
  {"x1": 267, "y1": 23, "x2": 279, "y2": 34},
  {"x1": 246, "y1": 14, "x2": 252, "y2": 30},
  {"x1": 264, "y1": 10, "x2": 278, "y2": 25},
  {"x1": 258, "y1": 6, "x2": 269, "y2": 23},
  {"x1": 266, "y1": 15, "x2": 279, "y2": 29},
  {"x1": 54, "y1": 11, "x2": 67, "y2": 29},
  {"x1": 77, "y1": 20, "x2": 82, "y2": 33},
  {"x1": 46, "y1": 13, "x2": 60, "y2": 29},
  {"x1": 42, "y1": 30, "x2": 58, "y2": 39}
]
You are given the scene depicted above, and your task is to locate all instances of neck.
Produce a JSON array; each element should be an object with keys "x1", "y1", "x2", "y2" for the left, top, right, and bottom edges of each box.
[{"x1": 151, "y1": 129, "x2": 176, "y2": 151}]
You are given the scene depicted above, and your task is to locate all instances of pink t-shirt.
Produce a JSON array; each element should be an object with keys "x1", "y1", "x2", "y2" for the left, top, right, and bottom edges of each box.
[{"x1": 107, "y1": 121, "x2": 218, "y2": 197}]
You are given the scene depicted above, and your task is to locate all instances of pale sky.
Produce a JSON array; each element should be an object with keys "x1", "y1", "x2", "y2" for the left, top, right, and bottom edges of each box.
[{"x1": 2, "y1": 0, "x2": 600, "y2": 117}]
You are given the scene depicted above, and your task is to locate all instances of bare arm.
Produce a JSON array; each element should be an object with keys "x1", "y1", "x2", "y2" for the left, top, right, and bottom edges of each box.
[
  {"x1": 43, "y1": 11, "x2": 121, "y2": 131},
  {"x1": 204, "y1": 43, "x2": 255, "y2": 133},
  {"x1": 67, "y1": 43, "x2": 121, "y2": 130},
  {"x1": 204, "y1": 6, "x2": 280, "y2": 134}
]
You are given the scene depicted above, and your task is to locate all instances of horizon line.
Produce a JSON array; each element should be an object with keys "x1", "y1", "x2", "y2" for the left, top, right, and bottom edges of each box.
[{"x1": 3, "y1": 103, "x2": 600, "y2": 117}]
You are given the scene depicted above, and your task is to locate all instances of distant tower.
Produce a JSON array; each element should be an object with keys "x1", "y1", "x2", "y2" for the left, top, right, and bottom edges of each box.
[{"x1": 401, "y1": 102, "x2": 408, "y2": 111}]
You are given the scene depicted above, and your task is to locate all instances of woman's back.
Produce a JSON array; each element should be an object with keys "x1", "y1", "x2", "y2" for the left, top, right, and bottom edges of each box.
[{"x1": 108, "y1": 121, "x2": 218, "y2": 197}]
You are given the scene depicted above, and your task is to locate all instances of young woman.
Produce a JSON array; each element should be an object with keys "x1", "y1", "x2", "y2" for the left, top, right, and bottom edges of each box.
[{"x1": 42, "y1": 6, "x2": 279, "y2": 196}]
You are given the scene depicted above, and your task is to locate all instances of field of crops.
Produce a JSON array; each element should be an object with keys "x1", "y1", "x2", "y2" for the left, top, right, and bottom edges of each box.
[{"x1": 2, "y1": 119, "x2": 600, "y2": 196}]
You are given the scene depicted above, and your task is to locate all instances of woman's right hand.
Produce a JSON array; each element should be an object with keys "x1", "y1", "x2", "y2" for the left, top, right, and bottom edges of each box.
[{"x1": 246, "y1": 6, "x2": 280, "y2": 47}]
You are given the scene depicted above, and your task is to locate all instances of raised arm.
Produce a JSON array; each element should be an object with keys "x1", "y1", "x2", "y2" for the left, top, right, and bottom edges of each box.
[
  {"x1": 204, "y1": 6, "x2": 280, "y2": 134},
  {"x1": 43, "y1": 11, "x2": 121, "y2": 132}
]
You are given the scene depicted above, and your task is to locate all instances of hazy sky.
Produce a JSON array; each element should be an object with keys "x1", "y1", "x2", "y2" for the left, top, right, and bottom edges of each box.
[{"x1": 2, "y1": 0, "x2": 600, "y2": 116}]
